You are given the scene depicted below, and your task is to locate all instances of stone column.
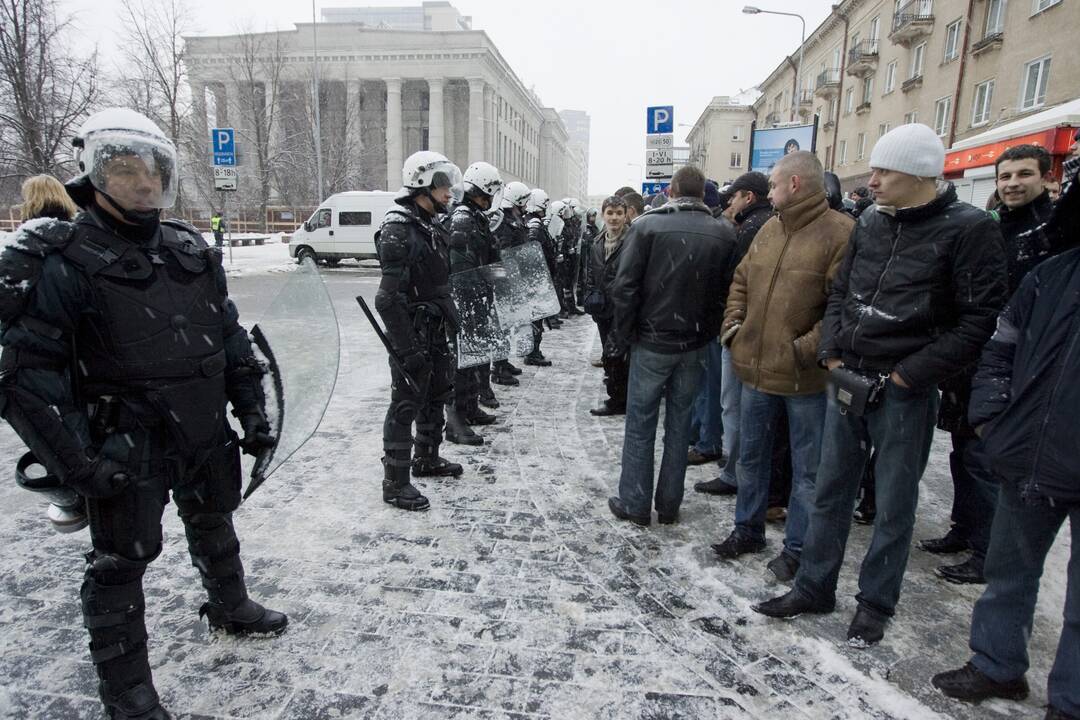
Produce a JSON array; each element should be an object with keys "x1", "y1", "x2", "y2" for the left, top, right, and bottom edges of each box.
[
  {"x1": 467, "y1": 77, "x2": 486, "y2": 166},
  {"x1": 385, "y1": 78, "x2": 403, "y2": 191},
  {"x1": 427, "y1": 78, "x2": 445, "y2": 154}
]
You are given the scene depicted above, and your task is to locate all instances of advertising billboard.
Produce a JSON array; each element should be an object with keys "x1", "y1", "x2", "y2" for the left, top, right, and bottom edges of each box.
[{"x1": 749, "y1": 123, "x2": 817, "y2": 174}]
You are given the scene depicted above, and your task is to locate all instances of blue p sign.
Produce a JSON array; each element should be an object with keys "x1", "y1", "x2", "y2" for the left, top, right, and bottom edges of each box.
[
  {"x1": 211, "y1": 128, "x2": 236, "y2": 166},
  {"x1": 647, "y1": 106, "x2": 674, "y2": 134}
]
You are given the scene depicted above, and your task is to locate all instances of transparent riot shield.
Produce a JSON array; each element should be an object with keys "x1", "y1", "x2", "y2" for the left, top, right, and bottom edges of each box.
[
  {"x1": 495, "y1": 241, "x2": 561, "y2": 327},
  {"x1": 451, "y1": 265, "x2": 508, "y2": 369},
  {"x1": 242, "y1": 257, "x2": 340, "y2": 499}
]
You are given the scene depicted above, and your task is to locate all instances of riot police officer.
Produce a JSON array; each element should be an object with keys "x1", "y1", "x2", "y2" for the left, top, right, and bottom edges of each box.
[
  {"x1": 490, "y1": 181, "x2": 532, "y2": 387},
  {"x1": 375, "y1": 150, "x2": 466, "y2": 511},
  {"x1": 524, "y1": 189, "x2": 557, "y2": 365},
  {"x1": 445, "y1": 162, "x2": 504, "y2": 444},
  {"x1": 0, "y1": 108, "x2": 286, "y2": 720}
]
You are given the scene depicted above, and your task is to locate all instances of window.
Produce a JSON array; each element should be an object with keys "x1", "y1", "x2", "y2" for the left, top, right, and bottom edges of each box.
[
  {"x1": 862, "y1": 75, "x2": 875, "y2": 104},
  {"x1": 339, "y1": 211, "x2": 372, "y2": 226},
  {"x1": 832, "y1": 47, "x2": 842, "y2": 69},
  {"x1": 904, "y1": 110, "x2": 919, "y2": 124},
  {"x1": 985, "y1": 0, "x2": 1006, "y2": 34},
  {"x1": 884, "y1": 60, "x2": 897, "y2": 94},
  {"x1": 1032, "y1": 0, "x2": 1061, "y2": 14},
  {"x1": 870, "y1": 15, "x2": 881, "y2": 39},
  {"x1": 845, "y1": 88, "x2": 855, "y2": 114},
  {"x1": 857, "y1": 132, "x2": 867, "y2": 160},
  {"x1": 911, "y1": 42, "x2": 926, "y2": 78},
  {"x1": 933, "y1": 96, "x2": 952, "y2": 136},
  {"x1": 838, "y1": 140, "x2": 848, "y2": 165},
  {"x1": 1021, "y1": 56, "x2": 1051, "y2": 110},
  {"x1": 421, "y1": 127, "x2": 429, "y2": 151},
  {"x1": 972, "y1": 79, "x2": 995, "y2": 126},
  {"x1": 943, "y1": 19, "x2": 962, "y2": 62},
  {"x1": 879, "y1": 121, "x2": 891, "y2": 137},
  {"x1": 830, "y1": 98, "x2": 839, "y2": 122},
  {"x1": 311, "y1": 208, "x2": 331, "y2": 229},
  {"x1": 730, "y1": 152, "x2": 742, "y2": 168}
]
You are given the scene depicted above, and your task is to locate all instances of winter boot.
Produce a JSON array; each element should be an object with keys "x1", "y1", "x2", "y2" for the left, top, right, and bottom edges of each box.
[
  {"x1": 504, "y1": 361, "x2": 523, "y2": 376},
  {"x1": 766, "y1": 552, "x2": 799, "y2": 583},
  {"x1": 445, "y1": 407, "x2": 483, "y2": 445},
  {"x1": 936, "y1": 555, "x2": 986, "y2": 584},
  {"x1": 525, "y1": 350, "x2": 552, "y2": 366},
  {"x1": 752, "y1": 589, "x2": 835, "y2": 618},
  {"x1": 712, "y1": 530, "x2": 766, "y2": 559},
  {"x1": 589, "y1": 401, "x2": 625, "y2": 416},
  {"x1": 545, "y1": 316, "x2": 562, "y2": 330},
  {"x1": 466, "y1": 406, "x2": 498, "y2": 426},
  {"x1": 412, "y1": 452, "x2": 463, "y2": 478},
  {"x1": 478, "y1": 385, "x2": 500, "y2": 409},
  {"x1": 694, "y1": 477, "x2": 738, "y2": 495},
  {"x1": 931, "y1": 663, "x2": 1029, "y2": 702},
  {"x1": 920, "y1": 528, "x2": 970, "y2": 554},
  {"x1": 846, "y1": 605, "x2": 887, "y2": 648},
  {"x1": 182, "y1": 512, "x2": 289, "y2": 635},
  {"x1": 491, "y1": 362, "x2": 520, "y2": 386},
  {"x1": 382, "y1": 458, "x2": 432, "y2": 510}
]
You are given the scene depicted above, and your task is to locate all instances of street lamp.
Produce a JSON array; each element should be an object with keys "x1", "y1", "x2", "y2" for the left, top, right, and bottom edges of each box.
[
  {"x1": 744, "y1": 6, "x2": 806, "y2": 123},
  {"x1": 311, "y1": 0, "x2": 325, "y2": 202}
]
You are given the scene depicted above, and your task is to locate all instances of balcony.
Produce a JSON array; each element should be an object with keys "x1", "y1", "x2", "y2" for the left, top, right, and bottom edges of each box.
[
  {"x1": 890, "y1": 0, "x2": 934, "y2": 47},
  {"x1": 901, "y1": 74, "x2": 924, "y2": 93},
  {"x1": 971, "y1": 31, "x2": 1003, "y2": 57},
  {"x1": 815, "y1": 69, "x2": 842, "y2": 99},
  {"x1": 856, "y1": 101, "x2": 872, "y2": 115},
  {"x1": 797, "y1": 89, "x2": 814, "y2": 106},
  {"x1": 765, "y1": 111, "x2": 782, "y2": 126},
  {"x1": 847, "y1": 40, "x2": 880, "y2": 78}
]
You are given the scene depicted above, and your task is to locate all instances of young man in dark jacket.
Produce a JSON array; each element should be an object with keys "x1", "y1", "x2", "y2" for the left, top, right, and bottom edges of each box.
[
  {"x1": 585, "y1": 195, "x2": 631, "y2": 416},
  {"x1": 606, "y1": 165, "x2": 737, "y2": 526},
  {"x1": 926, "y1": 144, "x2": 1067, "y2": 585},
  {"x1": 753, "y1": 124, "x2": 1009, "y2": 647},
  {"x1": 931, "y1": 245, "x2": 1080, "y2": 719}
]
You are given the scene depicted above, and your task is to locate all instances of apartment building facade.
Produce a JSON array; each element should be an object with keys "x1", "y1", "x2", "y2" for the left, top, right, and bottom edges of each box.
[
  {"x1": 752, "y1": 0, "x2": 1079, "y2": 198},
  {"x1": 685, "y1": 96, "x2": 758, "y2": 184}
]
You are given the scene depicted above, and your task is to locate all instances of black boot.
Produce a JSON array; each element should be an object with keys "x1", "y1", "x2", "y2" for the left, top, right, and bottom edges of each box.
[
  {"x1": 931, "y1": 662, "x2": 1029, "y2": 702},
  {"x1": 694, "y1": 477, "x2": 738, "y2": 495},
  {"x1": 853, "y1": 490, "x2": 876, "y2": 525},
  {"x1": 846, "y1": 605, "x2": 887, "y2": 648},
  {"x1": 504, "y1": 361, "x2": 523, "y2": 376},
  {"x1": 589, "y1": 401, "x2": 625, "y2": 416},
  {"x1": 412, "y1": 453, "x2": 463, "y2": 478},
  {"x1": 382, "y1": 458, "x2": 431, "y2": 510},
  {"x1": 920, "y1": 528, "x2": 970, "y2": 554},
  {"x1": 445, "y1": 407, "x2": 483, "y2": 445},
  {"x1": 752, "y1": 589, "x2": 835, "y2": 618},
  {"x1": 104, "y1": 684, "x2": 171, "y2": 720},
  {"x1": 936, "y1": 555, "x2": 986, "y2": 584},
  {"x1": 478, "y1": 385, "x2": 500, "y2": 409},
  {"x1": 183, "y1": 512, "x2": 289, "y2": 635},
  {"x1": 466, "y1": 406, "x2": 498, "y2": 426},
  {"x1": 545, "y1": 316, "x2": 562, "y2": 330},
  {"x1": 491, "y1": 362, "x2": 520, "y2": 386},
  {"x1": 711, "y1": 530, "x2": 766, "y2": 559},
  {"x1": 525, "y1": 350, "x2": 551, "y2": 367}
]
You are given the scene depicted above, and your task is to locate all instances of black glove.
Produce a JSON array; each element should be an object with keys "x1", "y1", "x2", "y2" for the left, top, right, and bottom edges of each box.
[
  {"x1": 401, "y1": 348, "x2": 431, "y2": 379},
  {"x1": 604, "y1": 338, "x2": 628, "y2": 359},
  {"x1": 67, "y1": 457, "x2": 130, "y2": 499},
  {"x1": 239, "y1": 412, "x2": 276, "y2": 456}
]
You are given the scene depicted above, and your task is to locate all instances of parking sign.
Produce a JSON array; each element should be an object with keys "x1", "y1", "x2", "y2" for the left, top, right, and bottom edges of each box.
[
  {"x1": 212, "y1": 128, "x2": 236, "y2": 166},
  {"x1": 646, "y1": 106, "x2": 674, "y2": 134}
]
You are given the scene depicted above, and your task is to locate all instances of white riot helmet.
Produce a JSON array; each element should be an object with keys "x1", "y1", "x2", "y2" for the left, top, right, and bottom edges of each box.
[
  {"x1": 401, "y1": 150, "x2": 462, "y2": 213},
  {"x1": 462, "y1": 161, "x2": 504, "y2": 208},
  {"x1": 69, "y1": 108, "x2": 178, "y2": 218},
  {"x1": 525, "y1": 188, "x2": 550, "y2": 215},
  {"x1": 502, "y1": 181, "x2": 531, "y2": 210},
  {"x1": 554, "y1": 199, "x2": 573, "y2": 220},
  {"x1": 546, "y1": 201, "x2": 566, "y2": 238}
]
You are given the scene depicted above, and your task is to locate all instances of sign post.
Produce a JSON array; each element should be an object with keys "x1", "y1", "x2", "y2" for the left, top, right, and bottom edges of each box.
[
  {"x1": 645, "y1": 106, "x2": 674, "y2": 191},
  {"x1": 211, "y1": 128, "x2": 237, "y2": 264}
]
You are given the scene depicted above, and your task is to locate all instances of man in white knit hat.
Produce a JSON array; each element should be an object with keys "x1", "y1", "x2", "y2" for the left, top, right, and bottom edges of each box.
[{"x1": 752, "y1": 123, "x2": 1009, "y2": 648}]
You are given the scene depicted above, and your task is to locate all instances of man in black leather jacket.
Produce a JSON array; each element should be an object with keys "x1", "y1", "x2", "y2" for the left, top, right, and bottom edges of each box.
[{"x1": 606, "y1": 165, "x2": 737, "y2": 527}]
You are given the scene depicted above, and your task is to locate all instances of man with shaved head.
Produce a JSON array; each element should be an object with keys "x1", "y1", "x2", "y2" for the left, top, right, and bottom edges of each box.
[{"x1": 713, "y1": 152, "x2": 853, "y2": 589}]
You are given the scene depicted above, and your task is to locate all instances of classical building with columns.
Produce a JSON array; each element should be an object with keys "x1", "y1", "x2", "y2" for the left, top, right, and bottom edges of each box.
[{"x1": 184, "y1": 6, "x2": 579, "y2": 206}]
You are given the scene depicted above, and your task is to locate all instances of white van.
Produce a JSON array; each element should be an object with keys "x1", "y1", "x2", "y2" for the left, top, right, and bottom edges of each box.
[{"x1": 289, "y1": 191, "x2": 397, "y2": 265}]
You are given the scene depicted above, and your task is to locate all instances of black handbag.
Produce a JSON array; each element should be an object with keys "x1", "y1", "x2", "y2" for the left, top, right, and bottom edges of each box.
[
  {"x1": 583, "y1": 287, "x2": 607, "y2": 316},
  {"x1": 829, "y1": 367, "x2": 887, "y2": 416}
]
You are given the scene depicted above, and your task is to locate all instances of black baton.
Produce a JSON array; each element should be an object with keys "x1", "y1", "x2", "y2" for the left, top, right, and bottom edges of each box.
[{"x1": 356, "y1": 295, "x2": 422, "y2": 393}]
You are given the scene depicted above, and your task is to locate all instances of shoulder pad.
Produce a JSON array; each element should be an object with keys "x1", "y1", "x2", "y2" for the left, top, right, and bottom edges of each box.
[
  {"x1": 3, "y1": 218, "x2": 76, "y2": 257},
  {"x1": 161, "y1": 217, "x2": 203, "y2": 240},
  {"x1": 160, "y1": 220, "x2": 208, "y2": 250},
  {"x1": 381, "y1": 206, "x2": 413, "y2": 227}
]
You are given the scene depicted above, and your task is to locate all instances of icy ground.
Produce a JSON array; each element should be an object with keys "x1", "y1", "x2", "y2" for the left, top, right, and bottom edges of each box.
[{"x1": 0, "y1": 259, "x2": 1070, "y2": 719}]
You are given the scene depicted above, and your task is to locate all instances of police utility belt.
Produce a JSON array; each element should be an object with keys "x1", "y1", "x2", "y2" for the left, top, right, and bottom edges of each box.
[{"x1": 829, "y1": 366, "x2": 888, "y2": 416}]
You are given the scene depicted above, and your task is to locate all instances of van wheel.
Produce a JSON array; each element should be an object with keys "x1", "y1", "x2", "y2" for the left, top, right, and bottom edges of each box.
[
  {"x1": 324, "y1": 258, "x2": 341, "y2": 268},
  {"x1": 296, "y1": 247, "x2": 316, "y2": 264}
]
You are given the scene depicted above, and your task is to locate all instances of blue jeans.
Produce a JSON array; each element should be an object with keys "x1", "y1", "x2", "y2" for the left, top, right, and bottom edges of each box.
[
  {"x1": 794, "y1": 380, "x2": 939, "y2": 616},
  {"x1": 733, "y1": 386, "x2": 825, "y2": 559},
  {"x1": 618, "y1": 345, "x2": 706, "y2": 518},
  {"x1": 970, "y1": 482, "x2": 1080, "y2": 716},
  {"x1": 718, "y1": 346, "x2": 741, "y2": 485},
  {"x1": 948, "y1": 433, "x2": 999, "y2": 560},
  {"x1": 690, "y1": 340, "x2": 724, "y2": 456}
]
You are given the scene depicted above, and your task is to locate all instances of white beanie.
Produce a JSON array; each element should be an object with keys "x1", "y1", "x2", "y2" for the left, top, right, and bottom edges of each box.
[{"x1": 869, "y1": 123, "x2": 945, "y2": 178}]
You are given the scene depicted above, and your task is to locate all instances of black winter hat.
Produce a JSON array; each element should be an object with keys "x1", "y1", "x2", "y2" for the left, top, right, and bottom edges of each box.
[{"x1": 728, "y1": 171, "x2": 769, "y2": 199}]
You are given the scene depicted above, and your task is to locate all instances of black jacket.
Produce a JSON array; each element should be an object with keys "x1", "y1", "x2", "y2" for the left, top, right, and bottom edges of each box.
[
  {"x1": 448, "y1": 201, "x2": 495, "y2": 273},
  {"x1": 970, "y1": 248, "x2": 1080, "y2": 505},
  {"x1": 818, "y1": 183, "x2": 1008, "y2": 389},
  {"x1": 585, "y1": 226, "x2": 629, "y2": 321},
  {"x1": 998, "y1": 191, "x2": 1064, "y2": 294},
  {"x1": 733, "y1": 200, "x2": 774, "y2": 265},
  {"x1": 610, "y1": 199, "x2": 737, "y2": 353}
]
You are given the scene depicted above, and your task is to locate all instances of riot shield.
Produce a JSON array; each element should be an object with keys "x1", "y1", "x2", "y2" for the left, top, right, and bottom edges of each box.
[
  {"x1": 495, "y1": 241, "x2": 561, "y2": 326},
  {"x1": 451, "y1": 265, "x2": 508, "y2": 369},
  {"x1": 242, "y1": 257, "x2": 340, "y2": 499}
]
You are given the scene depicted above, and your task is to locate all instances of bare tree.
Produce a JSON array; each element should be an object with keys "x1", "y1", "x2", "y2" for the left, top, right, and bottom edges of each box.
[
  {"x1": 114, "y1": 0, "x2": 191, "y2": 212},
  {"x1": 0, "y1": 0, "x2": 98, "y2": 194}
]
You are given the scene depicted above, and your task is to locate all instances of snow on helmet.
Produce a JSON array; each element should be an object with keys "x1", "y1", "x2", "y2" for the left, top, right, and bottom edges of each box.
[
  {"x1": 525, "y1": 188, "x2": 550, "y2": 215},
  {"x1": 546, "y1": 202, "x2": 565, "y2": 238},
  {"x1": 502, "y1": 181, "x2": 531, "y2": 210},
  {"x1": 71, "y1": 107, "x2": 178, "y2": 210},
  {"x1": 554, "y1": 200, "x2": 573, "y2": 220},
  {"x1": 462, "y1": 162, "x2": 504, "y2": 208},
  {"x1": 402, "y1": 151, "x2": 462, "y2": 191}
]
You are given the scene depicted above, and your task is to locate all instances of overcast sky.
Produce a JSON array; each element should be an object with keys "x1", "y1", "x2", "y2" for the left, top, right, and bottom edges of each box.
[{"x1": 63, "y1": 0, "x2": 836, "y2": 195}]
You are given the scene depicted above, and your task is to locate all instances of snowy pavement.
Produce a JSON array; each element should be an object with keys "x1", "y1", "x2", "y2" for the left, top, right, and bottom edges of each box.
[{"x1": 0, "y1": 262, "x2": 1070, "y2": 719}]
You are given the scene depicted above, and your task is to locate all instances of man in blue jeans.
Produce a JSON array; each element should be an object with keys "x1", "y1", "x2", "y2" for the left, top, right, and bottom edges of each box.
[
  {"x1": 753, "y1": 124, "x2": 1008, "y2": 647},
  {"x1": 932, "y1": 209, "x2": 1080, "y2": 719},
  {"x1": 711, "y1": 152, "x2": 852, "y2": 584},
  {"x1": 606, "y1": 165, "x2": 736, "y2": 526}
]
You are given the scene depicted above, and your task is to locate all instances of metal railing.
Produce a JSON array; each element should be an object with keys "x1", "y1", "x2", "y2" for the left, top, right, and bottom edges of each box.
[
  {"x1": 892, "y1": 0, "x2": 934, "y2": 33},
  {"x1": 848, "y1": 39, "x2": 880, "y2": 65},
  {"x1": 816, "y1": 69, "x2": 842, "y2": 89}
]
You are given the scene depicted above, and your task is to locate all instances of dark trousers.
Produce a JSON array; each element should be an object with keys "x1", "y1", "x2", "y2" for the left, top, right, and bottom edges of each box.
[
  {"x1": 947, "y1": 432, "x2": 998, "y2": 559},
  {"x1": 83, "y1": 421, "x2": 248, "y2": 705},
  {"x1": 596, "y1": 317, "x2": 628, "y2": 409},
  {"x1": 384, "y1": 329, "x2": 453, "y2": 481},
  {"x1": 213, "y1": 231, "x2": 224, "y2": 247}
]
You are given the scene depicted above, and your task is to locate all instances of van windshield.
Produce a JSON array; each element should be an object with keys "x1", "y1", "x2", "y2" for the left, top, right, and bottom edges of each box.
[{"x1": 308, "y1": 208, "x2": 331, "y2": 229}]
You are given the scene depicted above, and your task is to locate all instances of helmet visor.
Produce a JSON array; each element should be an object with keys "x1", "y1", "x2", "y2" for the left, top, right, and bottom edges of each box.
[
  {"x1": 427, "y1": 162, "x2": 463, "y2": 191},
  {"x1": 84, "y1": 131, "x2": 178, "y2": 209}
]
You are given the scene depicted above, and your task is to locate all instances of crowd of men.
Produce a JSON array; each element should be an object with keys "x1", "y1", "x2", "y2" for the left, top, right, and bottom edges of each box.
[{"x1": 1, "y1": 103, "x2": 1077, "y2": 718}]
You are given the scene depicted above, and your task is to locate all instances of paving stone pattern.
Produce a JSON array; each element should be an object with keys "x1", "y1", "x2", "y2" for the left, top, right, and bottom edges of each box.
[{"x1": 0, "y1": 307, "x2": 1067, "y2": 719}]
